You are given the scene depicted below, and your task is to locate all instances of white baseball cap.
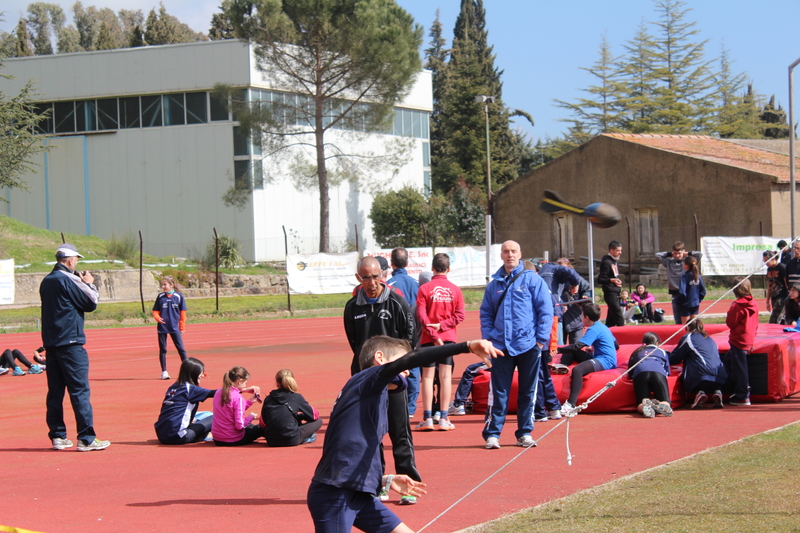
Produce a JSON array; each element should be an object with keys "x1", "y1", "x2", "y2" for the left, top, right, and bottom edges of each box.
[{"x1": 55, "y1": 243, "x2": 84, "y2": 259}]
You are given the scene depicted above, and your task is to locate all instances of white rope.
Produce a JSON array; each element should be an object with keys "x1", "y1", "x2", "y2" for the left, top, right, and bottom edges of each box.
[{"x1": 414, "y1": 246, "x2": 787, "y2": 532}]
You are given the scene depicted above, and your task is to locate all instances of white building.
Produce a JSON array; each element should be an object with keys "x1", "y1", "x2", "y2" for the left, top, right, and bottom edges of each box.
[{"x1": 3, "y1": 40, "x2": 432, "y2": 261}]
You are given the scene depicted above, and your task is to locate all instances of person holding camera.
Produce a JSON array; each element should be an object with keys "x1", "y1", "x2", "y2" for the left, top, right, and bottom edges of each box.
[{"x1": 39, "y1": 243, "x2": 110, "y2": 452}]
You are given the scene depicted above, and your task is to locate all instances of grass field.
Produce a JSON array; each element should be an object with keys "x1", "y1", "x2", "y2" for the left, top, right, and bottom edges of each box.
[{"x1": 468, "y1": 422, "x2": 800, "y2": 533}]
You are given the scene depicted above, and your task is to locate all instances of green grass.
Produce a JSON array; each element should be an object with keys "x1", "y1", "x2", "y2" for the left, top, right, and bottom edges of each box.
[{"x1": 468, "y1": 423, "x2": 800, "y2": 533}]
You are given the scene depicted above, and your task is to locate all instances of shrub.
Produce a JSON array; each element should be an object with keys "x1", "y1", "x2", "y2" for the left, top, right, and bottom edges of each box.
[
  {"x1": 205, "y1": 234, "x2": 245, "y2": 269},
  {"x1": 107, "y1": 232, "x2": 138, "y2": 261}
]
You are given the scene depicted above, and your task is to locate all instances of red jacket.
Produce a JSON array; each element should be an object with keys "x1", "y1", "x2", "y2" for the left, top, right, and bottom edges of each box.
[
  {"x1": 726, "y1": 295, "x2": 759, "y2": 350},
  {"x1": 416, "y1": 275, "x2": 465, "y2": 344}
]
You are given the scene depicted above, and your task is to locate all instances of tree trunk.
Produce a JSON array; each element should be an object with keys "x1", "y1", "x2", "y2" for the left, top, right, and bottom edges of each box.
[{"x1": 315, "y1": 77, "x2": 329, "y2": 253}]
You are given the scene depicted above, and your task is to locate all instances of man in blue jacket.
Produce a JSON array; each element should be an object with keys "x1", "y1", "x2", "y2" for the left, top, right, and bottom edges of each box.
[
  {"x1": 480, "y1": 241, "x2": 553, "y2": 449},
  {"x1": 40, "y1": 244, "x2": 110, "y2": 452}
]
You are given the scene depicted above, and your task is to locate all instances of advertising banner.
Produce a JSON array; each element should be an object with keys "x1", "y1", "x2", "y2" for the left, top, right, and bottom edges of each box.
[
  {"x1": 436, "y1": 245, "x2": 503, "y2": 287},
  {"x1": 363, "y1": 248, "x2": 433, "y2": 279},
  {"x1": 286, "y1": 252, "x2": 359, "y2": 294},
  {"x1": 700, "y1": 236, "x2": 785, "y2": 276},
  {"x1": 0, "y1": 259, "x2": 14, "y2": 305}
]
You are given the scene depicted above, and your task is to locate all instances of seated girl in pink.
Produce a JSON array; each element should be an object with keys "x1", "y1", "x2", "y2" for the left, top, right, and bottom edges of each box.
[
  {"x1": 212, "y1": 366, "x2": 263, "y2": 446},
  {"x1": 631, "y1": 284, "x2": 657, "y2": 323}
]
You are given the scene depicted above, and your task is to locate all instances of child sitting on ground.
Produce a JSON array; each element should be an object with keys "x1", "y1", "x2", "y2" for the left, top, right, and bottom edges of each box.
[
  {"x1": 261, "y1": 369, "x2": 323, "y2": 447},
  {"x1": 0, "y1": 349, "x2": 45, "y2": 376},
  {"x1": 557, "y1": 303, "x2": 619, "y2": 416},
  {"x1": 154, "y1": 357, "x2": 215, "y2": 444},
  {"x1": 627, "y1": 332, "x2": 673, "y2": 418},
  {"x1": 212, "y1": 366, "x2": 263, "y2": 446},
  {"x1": 307, "y1": 336, "x2": 499, "y2": 533}
]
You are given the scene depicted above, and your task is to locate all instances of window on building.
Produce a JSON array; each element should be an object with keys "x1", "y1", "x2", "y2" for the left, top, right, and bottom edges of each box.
[
  {"x1": 253, "y1": 159, "x2": 264, "y2": 190},
  {"x1": 422, "y1": 141, "x2": 430, "y2": 167},
  {"x1": 164, "y1": 94, "x2": 185, "y2": 126},
  {"x1": 97, "y1": 98, "x2": 118, "y2": 130},
  {"x1": 551, "y1": 213, "x2": 574, "y2": 259},
  {"x1": 210, "y1": 93, "x2": 229, "y2": 121},
  {"x1": 75, "y1": 100, "x2": 97, "y2": 131},
  {"x1": 35, "y1": 103, "x2": 53, "y2": 134},
  {"x1": 423, "y1": 170, "x2": 431, "y2": 195},
  {"x1": 54, "y1": 101, "x2": 76, "y2": 133},
  {"x1": 233, "y1": 160, "x2": 251, "y2": 190},
  {"x1": 120, "y1": 97, "x2": 140, "y2": 128},
  {"x1": 185, "y1": 92, "x2": 207, "y2": 124},
  {"x1": 232, "y1": 126, "x2": 249, "y2": 156},
  {"x1": 635, "y1": 208, "x2": 659, "y2": 255},
  {"x1": 141, "y1": 95, "x2": 163, "y2": 127}
]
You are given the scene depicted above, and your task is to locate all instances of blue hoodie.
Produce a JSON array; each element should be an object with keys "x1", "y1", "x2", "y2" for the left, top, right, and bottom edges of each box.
[{"x1": 480, "y1": 263, "x2": 553, "y2": 356}]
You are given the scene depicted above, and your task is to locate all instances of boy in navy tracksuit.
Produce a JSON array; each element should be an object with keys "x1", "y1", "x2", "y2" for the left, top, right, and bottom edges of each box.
[{"x1": 307, "y1": 336, "x2": 499, "y2": 533}]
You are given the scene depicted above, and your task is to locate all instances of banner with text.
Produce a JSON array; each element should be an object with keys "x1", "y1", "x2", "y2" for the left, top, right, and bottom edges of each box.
[
  {"x1": 0, "y1": 259, "x2": 14, "y2": 304},
  {"x1": 437, "y1": 245, "x2": 503, "y2": 287},
  {"x1": 363, "y1": 248, "x2": 434, "y2": 279},
  {"x1": 701, "y1": 236, "x2": 785, "y2": 276},
  {"x1": 287, "y1": 252, "x2": 359, "y2": 294}
]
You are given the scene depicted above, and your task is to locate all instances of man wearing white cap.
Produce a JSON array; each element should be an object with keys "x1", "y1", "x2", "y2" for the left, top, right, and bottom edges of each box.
[{"x1": 39, "y1": 243, "x2": 110, "y2": 451}]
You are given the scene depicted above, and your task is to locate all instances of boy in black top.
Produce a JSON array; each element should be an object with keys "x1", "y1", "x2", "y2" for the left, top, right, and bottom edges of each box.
[
  {"x1": 598, "y1": 241, "x2": 624, "y2": 327},
  {"x1": 308, "y1": 336, "x2": 500, "y2": 533}
]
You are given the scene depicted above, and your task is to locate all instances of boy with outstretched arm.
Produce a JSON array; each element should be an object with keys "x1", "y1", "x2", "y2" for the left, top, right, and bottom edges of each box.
[{"x1": 307, "y1": 336, "x2": 501, "y2": 533}]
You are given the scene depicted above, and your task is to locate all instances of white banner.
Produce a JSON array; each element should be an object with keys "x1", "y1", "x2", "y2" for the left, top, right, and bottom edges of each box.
[
  {"x1": 436, "y1": 245, "x2": 503, "y2": 287},
  {"x1": 0, "y1": 259, "x2": 14, "y2": 305},
  {"x1": 701, "y1": 236, "x2": 785, "y2": 276},
  {"x1": 286, "y1": 252, "x2": 359, "y2": 295},
  {"x1": 363, "y1": 248, "x2": 434, "y2": 279}
]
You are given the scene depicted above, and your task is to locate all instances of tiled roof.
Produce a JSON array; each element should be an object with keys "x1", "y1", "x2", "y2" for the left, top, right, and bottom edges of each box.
[{"x1": 602, "y1": 133, "x2": 798, "y2": 182}]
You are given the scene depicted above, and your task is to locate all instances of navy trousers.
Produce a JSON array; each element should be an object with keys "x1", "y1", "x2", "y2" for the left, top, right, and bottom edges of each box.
[
  {"x1": 483, "y1": 346, "x2": 542, "y2": 440},
  {"x1": 46, "y1": 344, "x2": 96, "y2": 445}
]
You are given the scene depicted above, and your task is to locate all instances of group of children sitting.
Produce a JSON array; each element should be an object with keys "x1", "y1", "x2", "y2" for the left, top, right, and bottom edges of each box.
[
  {"x1": 154, "y1": 358, "x2": 322, "y2": 447},
  {"x1": 0, "y1": 347, "x2": 46, "y2": 376}
]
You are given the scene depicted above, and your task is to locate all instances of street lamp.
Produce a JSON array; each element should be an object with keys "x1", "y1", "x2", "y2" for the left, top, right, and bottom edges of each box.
[
  {"x1": 476, "y1": 95, "x2": 495, "y2": 212},
  {"x1": 789, "y1": 57, "x2": 800, "y2": 240}
]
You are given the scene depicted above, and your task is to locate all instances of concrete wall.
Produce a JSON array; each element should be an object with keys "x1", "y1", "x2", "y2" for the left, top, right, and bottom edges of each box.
[
  {"x1": 494, "y1": 135, "x2": 778, "y2": 263},
  {"x1": 14, "y1": 269, "x2": 162, "y2": 306}
]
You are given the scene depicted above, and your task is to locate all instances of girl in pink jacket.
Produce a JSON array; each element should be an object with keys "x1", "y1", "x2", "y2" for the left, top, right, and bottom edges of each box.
[{"x1": 212, "y1": 366, "x2": 263, "y2": 446}]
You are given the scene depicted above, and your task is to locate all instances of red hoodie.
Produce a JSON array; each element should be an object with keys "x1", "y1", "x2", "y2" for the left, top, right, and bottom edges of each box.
[{"x1": 726, "y1": 295, "x2": 759, "y2": 350}]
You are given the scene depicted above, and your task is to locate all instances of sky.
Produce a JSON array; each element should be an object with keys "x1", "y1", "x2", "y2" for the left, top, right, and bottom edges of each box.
[{"x1": 2, "y1": 0, "x2": 799, "y2": 142}]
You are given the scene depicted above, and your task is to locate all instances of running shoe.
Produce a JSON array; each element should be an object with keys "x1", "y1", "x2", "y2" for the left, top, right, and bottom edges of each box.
[
  {"x1": 28, "y1": 364, "x2": 44, "y2": 374},
  {"x1": 729, "y1": 397, "x2": 751, "y2": 406},
  {"x1": 485, "y1": 436, "x2": 501, "y2": 449},
  {"x1": 77, "y1": 439, "x2": 111, "y2": 452},
  {"x1": 516, "y1": 435, "x2": 536, "y2": 448},
  {"x1": 399, "y1": 495, "x2": 417, "y2": 505},
  {"x1": 378, "y1": 488, "x2": 389, "y2": 502},
  {"x1": 548, "y1": 409, "x2": 563, "y2": 420},
  {"x1": 0, "y1": 367, "x2": 9, "y2": 376},
  {"x1": 652, "y1": 401, "x2": 673, "y2": 417},
  {"x1": 11, "y1": 367, "x2": 26, "y2": 376},
  {"x1": 641, "y1": 398, "x2": 655, "y2": 418},
  {"x1": 161, "y1": 371, "x2": 170, "y2": 380},
  {"x1": 447, "y1": 403, "x2": 466, "y2": 416},
  {"x1": 52, "y1": 438, "x2": 73, "y2": 450},
  {"x1": 302, "y1": 433, "x2": 317, "y2": 444},
  {"x1": 560, "y1": 401, "x2": 578, "y2": 417},
  {"x1": 548, "y1": 363, "x2": 570, "y2": 375},
  {"x1": 437, "y1": 419, "x2": 455, "y2": 431},
  {"x1": 432, "y1": 411, "x2": 441, "y2": 422},
  {"x1": 691, "y1": 391, "x2": 708, "y2": 410},
  {"x1": 534, "y1": 415, "x2": 549, "y2": 422},
  {"x1": 711, "y1": 390, "x2": 724, "y2": 409},
  {"x1": 415, "y1": 419, "x2": 434, "y2": 431}
]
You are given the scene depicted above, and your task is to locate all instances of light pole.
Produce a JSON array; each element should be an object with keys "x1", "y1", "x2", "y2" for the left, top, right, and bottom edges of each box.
[
  {"x1": 476, "y1": 95, "x2": 495, "y2": 284},
  {"x1": 476, "y1": 95, "x2": 496, "y2": 214},
  {"x1": 789, "y1": 57, "x2": 800, "y2": 240}
]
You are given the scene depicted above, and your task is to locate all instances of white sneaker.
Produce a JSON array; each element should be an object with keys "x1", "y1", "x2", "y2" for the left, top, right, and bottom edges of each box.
[
  {"x1": 77, "y1": 438, "x2": 111, "y2": 452},
  {"x1": 485, "y1": 436, "x2": 501, "y2": 449},
  {"x1": 561, "y1": 401, "x2": 578, "y2": 417},
  {"x1": 447, "y1": 403, "x2": 466, "y2": 416},
  {"x1": 516, "y1": 435, "x2": 536, "y2": 447},
  {"x1": 161, "y1": 371, "x2": 170, "y2": 380},
  {"x1": 548, "y1": 409, "x2": 563, "y2": 420}
]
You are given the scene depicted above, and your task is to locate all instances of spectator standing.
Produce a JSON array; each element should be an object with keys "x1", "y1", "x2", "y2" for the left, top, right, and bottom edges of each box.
[
  {"x1": 480, "y1": 240, "x2": 553, "y2": 449},
  {"x1": 777, "y1": 240, "x2": 791, "y2": 265},
  {"x1": 763, "y1": 250, "x2": 789, "y2": 324},
  {"x1": 598, "y1": 240, "x2": 624, "y2": 327},
  {"x1": 387, "y1": 247, "x2": 421, "y2": 418},
  {"x1": 343, "y1": 256, "x2": 421, "y2": 503},
  {"x1": 786, "y1": 239, "x2": 800, "y2": 287},
  {"x1": 415, "y1": 253, "x2": 465, "y2": 431},
  {"x1": 725, "y1": 278, "x2": 759, "y2": 406},
  {"x1": 677, "y1": 255, "x2": 706, "y2": 324},
  {"x1": 562, "y1": 277, "x2": 591, "y2": 343},
  {"x1": 152, "y1": 275, "x2": 188, "y2": 380},
  {"x1": 656, "y1": 242, "x2": 703, "y2": 324},
  {"x1": 39, "y1": 243, "x2": 110, "y2": 452}
]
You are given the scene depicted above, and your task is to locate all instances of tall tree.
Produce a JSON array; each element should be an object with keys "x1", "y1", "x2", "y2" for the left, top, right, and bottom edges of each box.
[
  {"x1": 424, "y1": 9, "x2": 448, "y2": 194},
  {"x1": 209, "y1": 0, "x2": 235, "y2": 40},
  {"x1": 73, "y1": 1, "x2": 99, "y2": 51},
  {"x1": 761, "y1": 96, "x2": 790, "y2": 139},
  {"x1": 222, "y1": 0, "x2": 423, "y2": 253},
  {"x1": 13, "y1": 18, "x2": 34, "y2": 57},
  {"x1": 95, "y1": 8, "x2": 123, "y2": 50},
  {"x1": 26, "y1": 3, "x2": 62, "y2": 55},
  {"x1": 144, "y1": 3, "x2": 205, "y2": 45},
  {"x1": 118, "y1": 9, "x2": 145, "y2": 48},
  {"x1": 555, "y1": 34, "x2": 624, "y2": 135},
  {"x1": 430, "y1": 0, "x2": 521, "y2": 198},
  {"x1": 615, "y1": 22, "x2": 660, "y2": 133},
  {"x1": 715, "y1": 48, "x2": 767, "y2": 139}
]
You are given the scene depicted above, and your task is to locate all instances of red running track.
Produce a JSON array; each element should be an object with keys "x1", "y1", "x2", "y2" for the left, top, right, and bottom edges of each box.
[{"x1": 1, "y1": 311, "x2": 798, "y2": 533}]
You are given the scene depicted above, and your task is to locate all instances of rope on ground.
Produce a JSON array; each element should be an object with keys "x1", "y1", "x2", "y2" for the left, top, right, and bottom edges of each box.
[{"x1": 414, "y1": 247, "x2": 785, "y2": 532}]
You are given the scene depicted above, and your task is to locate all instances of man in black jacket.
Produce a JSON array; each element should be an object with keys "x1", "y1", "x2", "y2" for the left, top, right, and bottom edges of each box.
[
  {"x1": 598, "y1": 240, "x2": 624, "y2": 327},
  {"x1": 39, "y1": 244, "x2": 110, "y2": 452},
  {"x1": 343, "y1": 256, "x2": 420, "y2": 503}
]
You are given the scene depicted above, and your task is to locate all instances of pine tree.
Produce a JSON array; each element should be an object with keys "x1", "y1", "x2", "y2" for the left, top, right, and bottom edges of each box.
[
  {"x1": 432, "y1": 0, "x2": 519, "y2": 197},
  {"x1": 715, "y1": 48, "x2": 766, "y2": 139},
  {"x1": 555, "y1": 34, "x2": 624, "y2": 134},
  {"x1": 761, "y1": 96, "x2": 790, "y2": 139},
  {"x1": 14, "y1": 19, "x2": 34, "y2": 57},
  {"x1": 119, "y1": 9, "x2": 145, "y2": 48},
  {"x1": 27, "y1": 3, "x2": 55, "y2": 55},
  {"x1": 616, "y1": 22, "x2": 660, "y2": 133},
  {"x1": 209, "y1": 0, "x2": 236, "y2": 40},
  {"x1": 424, "y1": 10, "x2": 449, "y2": 195}
]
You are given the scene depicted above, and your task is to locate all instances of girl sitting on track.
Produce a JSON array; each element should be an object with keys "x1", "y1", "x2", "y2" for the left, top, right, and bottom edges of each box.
[
  {"x1": 152, "y1": 276, "x2": 188, "y2": 381},
  {"x1": 0, "y1": 348, "x2": 45, "y2": 376},
  {"x1": 154, "y1": 357, "x2": 216, "y2": 444},
  {"x1": 668, "y1": 319, "x2": 727, "y2": 409},
  {"x1": 212, "y1": 366, "x2": 263, "y2": 446},
  {"x1": 260, "y1": 369, "x2": 323, "y2": 447},
  {"x1": 627, "y1": 332, "x2": 673, "y2": 418}
]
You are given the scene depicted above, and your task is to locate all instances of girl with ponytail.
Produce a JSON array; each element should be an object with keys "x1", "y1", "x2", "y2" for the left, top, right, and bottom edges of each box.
[
  {"x1": 677, "y1": 255, "x2": 706, "y2": 324},
  {"x1": 212, "y1": 366, "x2": 263, "y2": 446}
]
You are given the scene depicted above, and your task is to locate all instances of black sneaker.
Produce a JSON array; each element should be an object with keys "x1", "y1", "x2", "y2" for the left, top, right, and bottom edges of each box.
[
  {"x1": 691, "y1": 391, "x2": 708, "y2": 410},
  {"x1": 711, "y1": 391, "x2": 724, "y2": 409}
]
